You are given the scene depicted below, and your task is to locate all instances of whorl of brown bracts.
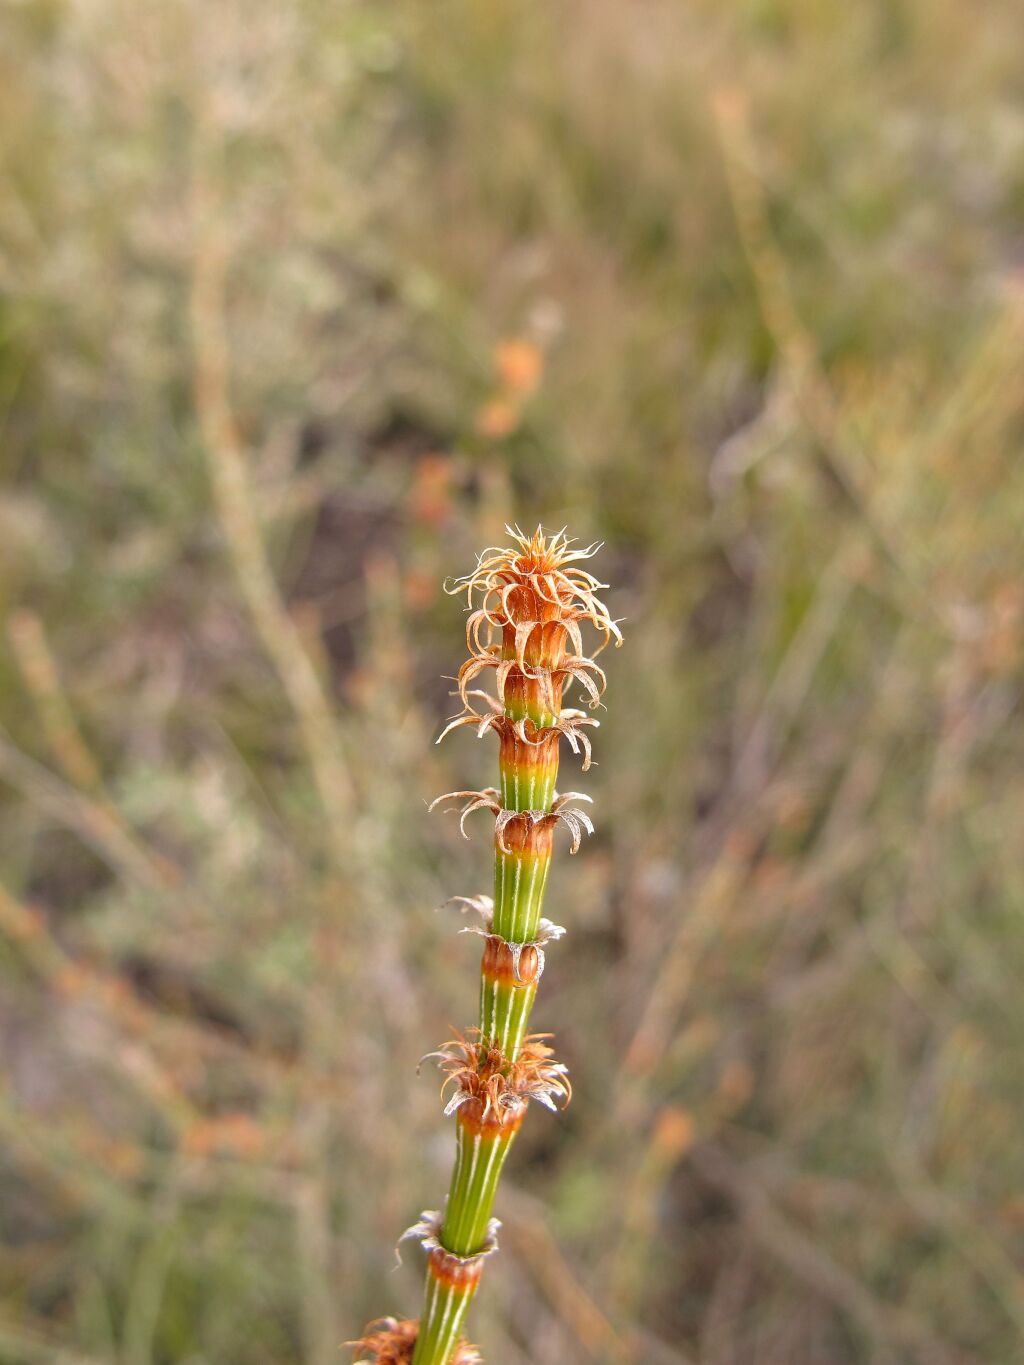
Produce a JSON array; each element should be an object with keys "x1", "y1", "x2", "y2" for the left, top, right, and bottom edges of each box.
[
  {"x1": 449, "y1": 895, "x2": 566, "y2": 986},
  {"x1": 429, "y1": 788, "x2": 594, "y2": 853},
  {"x1": 448, "y1": 525, "x2": 622, "y2": 648},
  {"x1": 349, "y1": 1318, "x2": 482, "y2": 1365},
  {"x1": 455, "y1": 634, "x2": 607, "y2": 711},
  {"x1": 438, "y1": 691, "x2": 600, "y2": 769},
  {"x1": 422, "y1": 1028, "x2": 571, "y2": 1125},
  {"x1": 461, "y1": 917, "x2": 566, "y2": 987},
  {"x1": 446, "y1": 525, "x2": 621, "y2": 713}
]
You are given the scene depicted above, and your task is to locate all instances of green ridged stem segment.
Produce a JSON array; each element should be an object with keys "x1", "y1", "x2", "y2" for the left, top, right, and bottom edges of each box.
[
  {"x1": 492, "y1": 841, "x2": 552, "y2": 947},
  {"x1": 414, "y1": 1280, "x2": 474, "y2": 1365},
  {"x1": 498, "y1": 757, "x2": 557, "y2": 815},
  {"x1": 503, "y1": 674, "x2": 557, "y2": 733},
  {"x1": 443, "y1": 1121, "x2": 519, "y2": 1255},
  {"x1": 479, "y1": 975, "x2": 536, "y2": 1056},
  {"x1": 411, "y1": 1120, "x2": 520, "y2": 1364}
]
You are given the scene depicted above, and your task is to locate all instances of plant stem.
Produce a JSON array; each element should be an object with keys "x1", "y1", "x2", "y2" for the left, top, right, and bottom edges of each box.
[{"x1": 355, "y1": 528, "x2": 619, "y2": 1365}]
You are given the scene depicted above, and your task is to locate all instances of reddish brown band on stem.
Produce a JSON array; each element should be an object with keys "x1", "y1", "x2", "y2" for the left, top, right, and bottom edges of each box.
[
  {"x1": 495, "y1": 816, "x2": 555, "y2": 857},
  {"x1": 427, "y1": 1246, "x2": 486, "y2": 1292},
  {"x1": 500, "y1": 583, "x2": 567, "y2": 627},
  {"x1": 497, "y1": 725, "x2": 561, "y2": 764},
  {"x1": 497, "y1": 725, "x2": 560, "y2": 778},
  {"x1": 455, "y1": 1101, "x2": 526, "y2": 1140},
  {"x1": 501, "y1": 617, "x2": 571, "y2": 668},
  {"x1": 480, "y1": 935, "x2": 541, "y2": 987}
]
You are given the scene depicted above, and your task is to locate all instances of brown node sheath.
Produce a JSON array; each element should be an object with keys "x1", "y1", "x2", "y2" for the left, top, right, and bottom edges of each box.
[
  {"x1": 497, "y1": 722, "x2": 560, "y2": 781},
  {"x1": 427, "y1": 1246, "x2": 487, "y2": 1292},
  {"x1": 494, "y1": 814, "x2": 554, "y2": 857},
  {"x1": 480, "y1": 936, "x2": 541, "y2": 987},
  {"x1": 504, "y1": 581, "x2": 555, "y2": 625},
  {"x1": 500, "y1": 615, "x2": 571, "y2": 669},
  {"x1": 508, "y1": 651, "x2": 564, "y2": 704},
  {"x1": 456, "y1": 1100, "x2": 526, "y2": 1139}
]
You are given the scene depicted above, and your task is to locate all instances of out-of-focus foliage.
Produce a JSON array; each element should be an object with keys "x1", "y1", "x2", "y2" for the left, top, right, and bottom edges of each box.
[{"x1": 2, "y1": 1, "x2": 1023, "y2": 1362}]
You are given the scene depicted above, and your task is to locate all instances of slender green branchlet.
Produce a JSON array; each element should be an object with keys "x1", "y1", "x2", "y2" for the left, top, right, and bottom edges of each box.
[{"x1": 352, "y1": 527, "x2": 621, "y2": 1365}]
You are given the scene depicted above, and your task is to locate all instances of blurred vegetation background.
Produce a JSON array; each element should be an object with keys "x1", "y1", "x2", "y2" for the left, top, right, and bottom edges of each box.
[{"x1": 2, "y1": 1, "x2": 1024, "y2": 1362}]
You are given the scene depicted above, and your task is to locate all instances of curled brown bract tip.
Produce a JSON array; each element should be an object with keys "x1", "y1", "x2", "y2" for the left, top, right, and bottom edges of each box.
[
  {"x1": 395, "y1": 1209, "x2": 501, "y2": 1277},
  {"x1": 438, "y1": 699, "x2": 600, "y2": 770},
  {"x1": 349, "y1": 1318, "x2": 483, "y2": 1365},
  {"x1": 348, "y1": 1318, "x2": 417, "y2": 1365},
  {"x1": 429, "y1": 788, "x2": 501, "y2": 838},
  {"x1": 431, "y1": 791, "x2": 596, "y2": 853}
]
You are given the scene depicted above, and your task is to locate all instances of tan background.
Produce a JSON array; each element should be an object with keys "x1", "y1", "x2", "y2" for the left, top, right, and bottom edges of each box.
[{"x1": 1, "y1": 3, "x2": 1023, "y2": 1363}]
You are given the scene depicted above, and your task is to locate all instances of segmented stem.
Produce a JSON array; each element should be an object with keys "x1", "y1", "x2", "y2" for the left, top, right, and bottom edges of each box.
[{"x1": 357, "y1": 528, "x2": 619, "y2": 1365}]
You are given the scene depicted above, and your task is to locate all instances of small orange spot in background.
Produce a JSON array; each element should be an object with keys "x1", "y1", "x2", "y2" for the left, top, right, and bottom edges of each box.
[
  {"x1": 78, "y1": 1129, "x2": 143, "y2": 1179},
  {"x1": 55, "y1": 964, "x2": 89, "y2": 999},
  {"x1": 403, "y1": 568, "x2": 436, "y2": 610},
  {"x1": 495, "y1": 338, "x2": 543, "y2": 396},
  {"x1": 473, "y1": 338, "x2": 544, "y2": 439},
  {"x1": 1001, "y1": 1195, "x2": 1024, "y2": 1228},
  {"x1": 752, "y1": 854, "x2": 789, "y2": 891},
  {"x1": 410, "y1": 454, "x2": 452, "y2": 529},
  {"x1": 181, "y1": 1112, "x2": 266, "y2": 1159},
  {"x1": 715, "y1": 1059, "x2": 754, "y2": 1116},
  {"x1": 653, "y1": 1105, "x2": 696, "y2": 1159},
  {"x1": 8, "y1": 904, "x2": 45, "y2": 941},
  {"x1": 981, "y1": 580, "x2": 1024, "y2": 675},
  {"x1": 474, "y1": 399, "x2": 519, "y2": 440}
]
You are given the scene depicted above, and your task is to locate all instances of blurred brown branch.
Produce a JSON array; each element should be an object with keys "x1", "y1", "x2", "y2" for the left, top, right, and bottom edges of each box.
[{"x1": 189, "y1": 134, "x2": 354, "y2": 858}]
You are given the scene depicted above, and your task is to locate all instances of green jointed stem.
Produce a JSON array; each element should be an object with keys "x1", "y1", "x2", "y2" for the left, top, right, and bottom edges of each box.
[
  {"x1": 413, "y1": 1280, "x2": 474, "y2": 1365},
  {"x1": 492, "y1": 834, "x2": 553, "y2": 945},
  {"x1": 357, "y1": 529, "x2": 620, "y2": 1365},
  {"x1": 479, "y1": 974, "x2": 536, "y2": 1058},
  {"x1": 443, "y1": 1123, "x2": 519, "y2": 1255}
]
